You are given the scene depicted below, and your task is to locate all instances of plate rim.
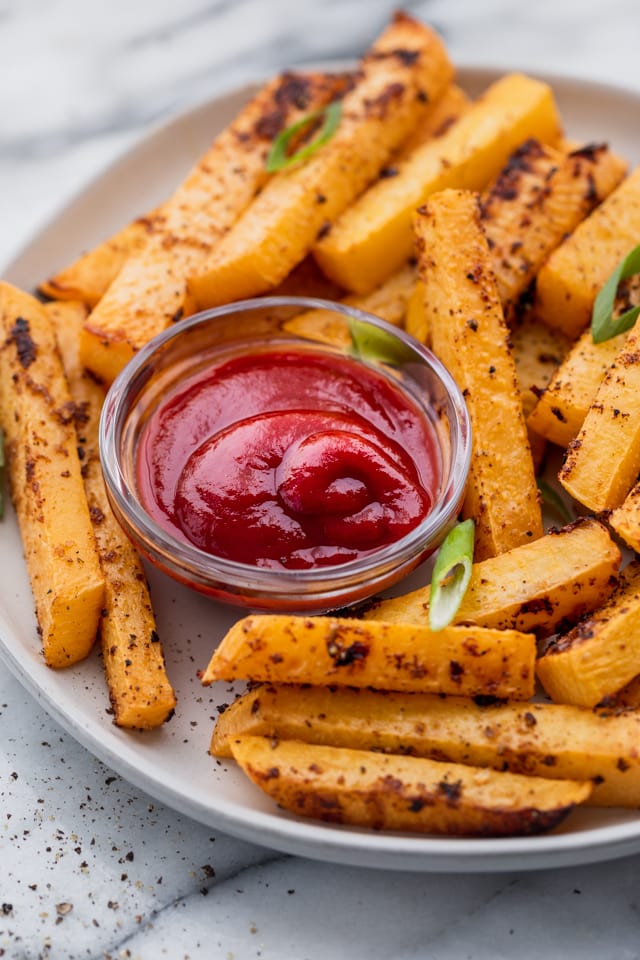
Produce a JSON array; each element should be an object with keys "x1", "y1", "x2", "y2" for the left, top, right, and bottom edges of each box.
[{"x1": 3, "y1": 64, "x2": 640, "y2": 872}]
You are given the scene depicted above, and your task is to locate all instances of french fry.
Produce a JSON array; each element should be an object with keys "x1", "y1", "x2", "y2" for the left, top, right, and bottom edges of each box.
[
  {"x1": 39, "y1": 210, "x2": 162, "y2": 307},
  {"x1": 47, "y1": 301, "x2": 176, "y2": 728},
  {"x1": 414, "y1": 189, "x2": 542, "y2": 560},
  {"x1": 229, "y1": 736, "x2": 591, "y2": 836},
  {"x1": 609, "y1": 481, "x2": 640, "y2": 553},
  {"x1": 313, "y1": 73, "x2": 562, "y2": 295},
  {"x1": 559, "y1": 319, "x2": 640, "y2": 512},
  {"x1": 537, "y1": 562, "x2": 640, "y2": 708},
  {"x1": 527, "y1": 326, "x2": 628, "y2": 447},
  {"x1": 364, "y1": 518, "x2": 621, "y2": 638},
  {"x1": 202, "y1": 614, "x2": 536, "y2": 700},
  {"x1": 535, "y1": 164, "x2": 640, "y2": 338},
  {"x1": 481, "y1": 142, "x2": 626, "y2": 322},
  {"x1": 282, "y1": 263, "x2": 416, "y2": 348},
  {"x1": 80, "y1": 70, "x2": 350, "y2": 383},
  {"x1": 510, "y1": 313, "x2": 571, "y2": 466},
  {"x1": 0, "y1": 284, "x2": 104, "y2": 668},
  {"x1": 187, "y1": 14, "x2": 453, "y2": 309},
  {"x1": 213, "y1": 685, "x2": 640, "y2": 807}
]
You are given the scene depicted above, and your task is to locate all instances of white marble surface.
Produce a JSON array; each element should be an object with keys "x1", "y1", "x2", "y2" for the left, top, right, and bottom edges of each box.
[{"x1": 3, "y1": 0, "x2": 640, "y2": 956}]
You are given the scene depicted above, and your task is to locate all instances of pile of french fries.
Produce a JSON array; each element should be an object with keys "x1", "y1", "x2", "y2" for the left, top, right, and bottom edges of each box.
[{"x1": 4, "y1": 10, "x2": 640, "y2": 836}]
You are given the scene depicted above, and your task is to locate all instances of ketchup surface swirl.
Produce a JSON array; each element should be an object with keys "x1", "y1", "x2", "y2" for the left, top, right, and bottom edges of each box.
[{"x1": 136, "y1": 348, "x2": 441, "y2": 570}]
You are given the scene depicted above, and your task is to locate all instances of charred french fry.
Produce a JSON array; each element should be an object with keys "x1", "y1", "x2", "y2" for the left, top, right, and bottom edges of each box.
[
  {"x1": 47, "y1": 301, "x2": 176, "y2": 728},
  {"x1": 213, "y1": 685, "x2": 640, "y2": 807},
  {"x1": 365, "y1": 518, "x2": 621, "y2": 638},
  {"x1": 188, "y1": 14, "x2": 453, "y2": 309},
  {"x1": 481, "y1": 142, "x2": 626, "y2": 322},
  {"x1": 610, "y1": 481, "x2": 640, "y2": 553},
  {"x1": 535, "y1": 164, "x2": 640, "y2": 338},
  {"x1": 202, "y1": 614, "x2": 536, "y2": 700},
  {"x1": 0, "y1": 284, "x2": 104, "y2": 668},
  {"x1": 39, "y1": 210, "x2": 162, "y2": 308},
  {"x1": 414, "y1": 189, "x2": 542, "y2": 560},
  {"x1": 229, "y1": 736, "x2": 591, "y2": 836},
  {"x1": 80, "y1": 70, "x2": 350, "y2": 383},
  {"x1": 537, "y1": 562, "x2": 640, "y2": 708},
  {"x1": 527, "y1": 326, "x2": 628, "y2": 447},
  {"x1": 559, "y1": 320, "x2": 640, "y2": 512},
  {"x1": 313, "y1": 73, "x2": 562, "y2": 295}
]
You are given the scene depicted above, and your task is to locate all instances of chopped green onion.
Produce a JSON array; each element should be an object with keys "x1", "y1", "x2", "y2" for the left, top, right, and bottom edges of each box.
[
  {"x1": 0, "y1": 427, "x2": 5, "y2": 520},
  {"x1": 265, "y1": 101, "x2": 342, "y2": 174},
  {"x1": 591, "y1": 243, "x2": 640, "y2": 343},
  {"x1": 348, "y1": 317, "x2": 415, "y2": 366},
  {"x1": 537, "y1": 478, "x2": 573, "y2": 525},
  {"x1": 429, "y1": 519, "x2": 475, "y2": 632}
]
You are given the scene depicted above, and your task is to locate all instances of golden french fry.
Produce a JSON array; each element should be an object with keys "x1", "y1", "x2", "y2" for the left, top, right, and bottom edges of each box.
[
  {"x1": 313, "y1": 73, "x2": 562, "y2": 294},
  {"x1": 213, "y1": 684, "x2": 640, "y2": 807},
  {"x1": 47, "y1": 301, "x2": 176, "y2": 728},
  {"x1": 537, "y1": 562, "x2": 640, "y2": 707},
  {"x1": 365, "y1": 518, "x2": 621, "y2": 637},
  {"x1": 202, "y1": 614, "x2": 536, "y2": 700},
  {"x1": 81, "y1": 69, "x2": 349, "y2": 383},
  {"x1": 414, "y1": 188, "x2": 542, "y2": 559},
  {"x1": 0, "y1": 284, "x2": 104, "y2": 667},
  {"x1": 229, "y1": 735, "x2": 591, "y2": 836},
  {"x1": 188, "y1": 14, "x2": 453, "y2": 309},
  {"x1": 559, "y1": 319, "x2": 640, "y2": 512},
  {"x1": 535, "y1": 164, "x2": 640, "y2": 338}
]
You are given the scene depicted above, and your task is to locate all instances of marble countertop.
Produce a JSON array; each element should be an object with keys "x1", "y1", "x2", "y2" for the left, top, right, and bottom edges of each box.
[{"x1": 3, "y1": 1, "x2": 640, "y2": 956}]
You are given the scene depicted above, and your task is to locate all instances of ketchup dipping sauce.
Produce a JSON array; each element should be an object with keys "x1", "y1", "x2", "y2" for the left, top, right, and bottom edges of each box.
[{"x1": 100, "y1": 298, "x2": 471, "y2": 611}]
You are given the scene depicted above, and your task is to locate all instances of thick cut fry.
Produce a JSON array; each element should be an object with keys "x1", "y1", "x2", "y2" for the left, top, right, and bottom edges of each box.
[
  {"x1": 481, "y1": 142, "x2": 626, "y2": 322},
  {"x1": 365, "y1": 518, "x2": 621, "y2": 638},
  {"x1": 80, "y1": 71, "x2": 349, "y2": 383},
  {"x1": 537, "y1": 562, "x2": 640, "y2": 708},
  {"x1": 213, "y1": 685, "x2": 640, "y2": 807},
  {"x1": 47, "y1": 301, "x2": 176, "y2": 728},
  {"x1": 527, "y1": 327, "x2": 627, "y2": 447},
  {"x1": 535, "y1": 164, "x2": 640, "y2": 338},
  {"x1": 188, "y1": 14, "x2": 453, "y2": 309},
  {"x1": 414, "y1": 189, "x2": 542, "y2": 560},
  {"x1": 313, "y1": 73, "x2": 562, "y2": 295},
  {"x1": 610, "y1": 481, "x2": 640, "y2": 553},
  {"x1": 39, "y1": 211, "x2": 162, "y2": 307},
  {"x1": 537, "y1": 562, "x2": 640, "y2": 707},
  {"x1": 0, "y1": 284, "x2": 104, "y2": 667},
  {"x1": 203, "y1": 614, "x2": 536, "y2": 699},
  {"x1": 510, "y1": 313, "x2": 571, "y2": 466},
  {"x1": 229, "y1": 736, "x2": 591, "y2": 836},
  {"x1": 283, "y1": 263, "x2": 416, "y2": 348},
  {"x1": 559, "y1": 320, "x2": 640, "y2": 512}
]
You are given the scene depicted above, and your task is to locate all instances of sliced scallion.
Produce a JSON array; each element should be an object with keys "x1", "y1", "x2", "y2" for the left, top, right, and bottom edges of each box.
[
  {"x1": 265, "y1": 101, "x2": 342, "y2": 174},
  {"x1": 537, "y1": 478, "x2": 573, "y2": 525},
  {"x1": 591, "y1": 243, "x2": 640, "y2": 344},
  {"x1": 348, "y1": 317, "x2": 415, "y2": 366},
  {"x1": 429, "y1": 519, "x2": 474, "y2": 632}
]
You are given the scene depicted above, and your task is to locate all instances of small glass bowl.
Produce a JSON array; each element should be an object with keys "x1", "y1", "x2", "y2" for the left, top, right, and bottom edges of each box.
[{"x1": 100, "y1": 297, "x2": 471, "y2": 613}]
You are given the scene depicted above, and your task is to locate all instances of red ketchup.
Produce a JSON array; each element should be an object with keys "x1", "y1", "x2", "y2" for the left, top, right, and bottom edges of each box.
[{"x1": 136, "y1": 347, "x2": 441, "y2": 570}]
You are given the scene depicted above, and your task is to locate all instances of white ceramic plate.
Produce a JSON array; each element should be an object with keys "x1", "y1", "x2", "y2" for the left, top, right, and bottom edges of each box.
[{"x1": 2, "y1": 68, "x2": 640, "y2": 873}]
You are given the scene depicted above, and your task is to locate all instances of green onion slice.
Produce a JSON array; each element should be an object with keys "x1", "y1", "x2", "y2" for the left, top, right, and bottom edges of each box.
[
  {"x1": 591, "y1": 243, "x2": 640, "y2": 344},
  {"x1": 348, "y1": 317, "x2": 415, "y2": 366},
  {"x1": 0, "y1": 427, "x2": 5, "y2": 520},
  {"x1": 265, "y1": 100, "x2": 342, "y2": 173},
  {"x1": 429, "y1": 519, "x2": 475, "y2": 632},
  {"x1": 537, "y1": 478, "x2": 573, "y2": 525}
]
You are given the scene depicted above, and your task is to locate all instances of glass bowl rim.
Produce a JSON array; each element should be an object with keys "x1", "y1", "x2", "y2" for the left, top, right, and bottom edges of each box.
[{"x1": 99, "y1": 295, "x2": 472, "y2": 595}]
